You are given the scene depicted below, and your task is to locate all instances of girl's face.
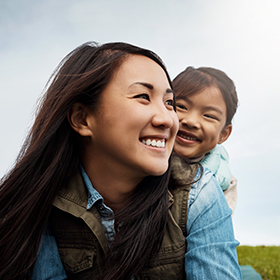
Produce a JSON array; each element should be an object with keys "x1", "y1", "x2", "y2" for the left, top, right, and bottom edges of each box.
[
  {"x1": 174, "y1": 86, "x2": 232, "y2": 159},
  {"x1": 84, "y1": 55, "x2": 178, "y2": 181}
]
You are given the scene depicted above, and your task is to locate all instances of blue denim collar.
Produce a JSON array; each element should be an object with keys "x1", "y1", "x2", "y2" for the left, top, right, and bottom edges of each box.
[{"x1": 80, "y1": 165, "x2": 103, "y2": 210}]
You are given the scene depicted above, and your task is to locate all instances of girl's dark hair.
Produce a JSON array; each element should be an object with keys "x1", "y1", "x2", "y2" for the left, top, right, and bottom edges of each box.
[
  {"x1": 0, "y1": 42, "x2": 173, "y2": 280},
  {"x1": 172, "y1": 66, "x2": 238, "y2": 126}
]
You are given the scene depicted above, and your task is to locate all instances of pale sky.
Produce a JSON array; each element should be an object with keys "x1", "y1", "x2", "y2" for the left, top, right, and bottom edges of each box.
[{"x1": 1, "y1": 0, "x2": 279, "y2": 245}]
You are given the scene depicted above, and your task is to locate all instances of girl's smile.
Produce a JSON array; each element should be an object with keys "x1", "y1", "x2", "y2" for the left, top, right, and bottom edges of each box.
[
  {"x1": 174, "y1": 86, "x2": 231, "y2": 159},
  {"x1": 177, "y1": 130, "x2": 201, "y2": 143}
]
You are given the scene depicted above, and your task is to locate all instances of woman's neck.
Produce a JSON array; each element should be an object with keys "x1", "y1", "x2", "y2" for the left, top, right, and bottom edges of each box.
[{"x1": 82, "y1": 161, "x2": 141, "y2": 212}]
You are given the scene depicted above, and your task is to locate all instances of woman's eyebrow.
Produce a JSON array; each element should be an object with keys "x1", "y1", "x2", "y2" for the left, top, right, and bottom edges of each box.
[
  {"x1": 166, "y1": 88, "x2": 175, "y2": 94},
  {"x1": 132, "y1": 82, "x2": 154, "y2": 90},
  {"x1": 131, "y1": 82, "x2": 174, "y2": 94}
]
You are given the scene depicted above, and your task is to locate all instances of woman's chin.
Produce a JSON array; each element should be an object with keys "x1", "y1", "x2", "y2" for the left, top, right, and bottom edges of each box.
[{"x1": 145, "y1": 164, "x2": 168, "y2": 177}]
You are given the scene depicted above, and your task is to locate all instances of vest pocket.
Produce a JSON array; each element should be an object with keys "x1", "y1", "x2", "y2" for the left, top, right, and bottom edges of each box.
[{"x1": 54, "y1": 231, "x2": 96, "y2": 273}]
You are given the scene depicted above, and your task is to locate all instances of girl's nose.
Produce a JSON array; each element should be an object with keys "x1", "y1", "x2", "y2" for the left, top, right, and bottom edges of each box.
[{"x1": 181, "y1": 115, "x2": 200, "y2": 129}]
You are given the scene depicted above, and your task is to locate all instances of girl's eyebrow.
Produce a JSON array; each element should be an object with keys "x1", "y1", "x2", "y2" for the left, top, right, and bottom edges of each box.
[
  {"x1": 203, "y1": 105, "x2": 223, "y2": 115},
  {"x1": 131, "y1": 82, "x2": 174, "y2": 94},
  {"x1": 178, "y1": 97, "x2": 223, "y2": 115}
]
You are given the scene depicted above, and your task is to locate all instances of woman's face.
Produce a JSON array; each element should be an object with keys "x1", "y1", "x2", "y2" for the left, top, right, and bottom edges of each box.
[{"x1": 84, "y1": 55, "x2": 178, "y2": 181}]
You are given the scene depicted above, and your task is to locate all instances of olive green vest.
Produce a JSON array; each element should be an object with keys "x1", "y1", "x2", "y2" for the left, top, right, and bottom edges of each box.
[{"x1": 50, "y1": 157, "x2": 198, "y2": 280}]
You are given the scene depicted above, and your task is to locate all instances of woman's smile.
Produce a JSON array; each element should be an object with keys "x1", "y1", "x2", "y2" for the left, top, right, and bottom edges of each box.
[
  {"x1": 141, "y1": 138, "x2": 166, "y2": 148},
  {"x1": 83, "y1": 54, "x2": 178, "y2": 182}
]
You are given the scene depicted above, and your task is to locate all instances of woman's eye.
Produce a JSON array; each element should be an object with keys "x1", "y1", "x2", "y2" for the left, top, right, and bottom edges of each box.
[
  {"x1": 134, "y1": 94, "x2": 150, "y2": 101},
  {"x1": 176, "y1": 104, "x2": 187, "y2": 110},
  {"x1": 165, "y1": 99, "x2": 174, "y2": 107}
]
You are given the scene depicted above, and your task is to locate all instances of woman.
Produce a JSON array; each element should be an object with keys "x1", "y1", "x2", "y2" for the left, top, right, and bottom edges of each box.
[{"x1": 0, "y1": 42, "x2": 241, "y2": 279}]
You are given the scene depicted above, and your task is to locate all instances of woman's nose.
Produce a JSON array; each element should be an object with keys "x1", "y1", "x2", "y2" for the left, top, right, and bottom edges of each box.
[{"x1": 151, "y1": 106, "x2": 174, "y2": 129}]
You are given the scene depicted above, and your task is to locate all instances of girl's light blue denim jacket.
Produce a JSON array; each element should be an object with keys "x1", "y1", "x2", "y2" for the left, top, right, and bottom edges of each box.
[
  {"x1": 32, "y1": 166, "x2": 241, "y2": 280},
  {"x1": 201, "y1": 144, "x2": 232, "y2": 191}
]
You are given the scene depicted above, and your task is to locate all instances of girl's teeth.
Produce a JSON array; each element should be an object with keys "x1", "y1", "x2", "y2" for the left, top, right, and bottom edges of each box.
[
  {"x1": 142, "y1": 139, "x2": 165, "y2": 148},
  {"x1": 180, "y1": 134, "x2": 196, "y2": 140}
]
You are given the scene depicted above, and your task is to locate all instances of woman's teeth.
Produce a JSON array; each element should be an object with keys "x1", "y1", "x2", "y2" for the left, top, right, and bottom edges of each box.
[{"x1": 142, "y1": 139, "x2": 165, "y2": 148}]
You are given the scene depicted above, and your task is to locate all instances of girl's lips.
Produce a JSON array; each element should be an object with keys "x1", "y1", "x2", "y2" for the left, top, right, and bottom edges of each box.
[
  {"x1": 177, "y1": 131, "x2": 201, "y2": 142},
  {"x1": 176, "y1": 134, "x2": 200, "y2": 146}
]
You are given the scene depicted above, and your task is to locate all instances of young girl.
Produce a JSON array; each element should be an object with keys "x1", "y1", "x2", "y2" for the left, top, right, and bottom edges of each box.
[
  {"x1": 173, "y1": 66, "x2": 238, "y2": 213},
  {"x1": 173, "y1": 66, "x2": 263, "y2": 280},
  {"x1": 0, "y1": 44, "x2": 241, "y2": 280}
]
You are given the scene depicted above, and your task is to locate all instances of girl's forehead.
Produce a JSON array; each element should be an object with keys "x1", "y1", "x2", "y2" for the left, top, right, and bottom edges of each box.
[
  {"x1": 177, "y1": 86, "x2": 227, "y2": 111},
  {"x1": 176, "y1": 85, "x2": 222, "y2": 99}
]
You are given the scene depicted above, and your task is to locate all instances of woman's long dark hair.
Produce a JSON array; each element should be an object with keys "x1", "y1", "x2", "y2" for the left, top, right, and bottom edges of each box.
[{"x1": 0, "y1": 42, "x2": 174, "y2": 280}]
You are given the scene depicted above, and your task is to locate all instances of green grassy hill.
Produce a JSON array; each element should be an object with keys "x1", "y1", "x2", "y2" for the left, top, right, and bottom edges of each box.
[{"x1": 237, "y1": 246, "x2": 280, "y2": 280}]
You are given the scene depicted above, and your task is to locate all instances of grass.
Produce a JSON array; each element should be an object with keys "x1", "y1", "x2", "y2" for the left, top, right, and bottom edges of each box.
[{"x1": 237, "y1": 246, "x2": 280, "y2": 280}]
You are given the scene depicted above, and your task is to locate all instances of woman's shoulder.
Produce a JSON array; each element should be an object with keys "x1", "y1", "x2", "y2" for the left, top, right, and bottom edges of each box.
[
  {"x1": 170, "y1": 154, "x2": 218, "y2": 195},
  {"x1": 170, "y1": 154, "x2": 199, "y2": 187}
]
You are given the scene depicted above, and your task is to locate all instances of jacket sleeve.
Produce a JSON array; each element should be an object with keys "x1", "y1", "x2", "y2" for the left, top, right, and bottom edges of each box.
[
  {"x1": 223, "y1": 175, "x2": 238, "y2": 215},
  {"x1": 185, "y1": 169, "x2": 241, "y2": 280},
  {"x1": 32, "y1": 224, "x2": 67, "y2": 280}
]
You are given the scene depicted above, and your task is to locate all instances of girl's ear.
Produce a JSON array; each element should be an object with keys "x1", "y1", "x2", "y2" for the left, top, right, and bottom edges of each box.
[
  {"x1": 67, "y1": 103, "x2": 93, "y2": 137},
  {"x1": 218, "y1": 124, "x2": 232, "y2": 144}
]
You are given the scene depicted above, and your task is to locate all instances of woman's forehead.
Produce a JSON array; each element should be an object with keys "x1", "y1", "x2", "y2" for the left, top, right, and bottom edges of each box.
[{"x1": 111, "y1": 55, "x2": 170, "y2": 88}]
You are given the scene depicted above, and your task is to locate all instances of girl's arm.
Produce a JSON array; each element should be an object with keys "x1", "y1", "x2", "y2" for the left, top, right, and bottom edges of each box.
[{"x1": 185, "y1": 168, "x2": 241, "y2": 279}]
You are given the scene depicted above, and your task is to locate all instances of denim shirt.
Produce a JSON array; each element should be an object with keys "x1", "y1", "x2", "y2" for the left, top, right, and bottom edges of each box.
[{"x1": 32, "y1": 167, "x2": 241, "y2": 280}]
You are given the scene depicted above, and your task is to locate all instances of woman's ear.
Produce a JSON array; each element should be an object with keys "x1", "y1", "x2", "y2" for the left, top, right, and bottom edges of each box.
[
  {"x1": 67, "y1": 103, "x2": 93, "y2": 137},
  {"x1": 218, "y1": 124, "x2": 232, "y2": 144}
]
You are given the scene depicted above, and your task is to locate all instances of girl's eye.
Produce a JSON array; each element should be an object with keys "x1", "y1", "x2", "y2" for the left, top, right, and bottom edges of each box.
[
  {"x1": 134, "y1": 94, "x2": 150, "y2": 101},
  {"x1": 176, "y1": 104, "x2": 187, "y2": 110},
  {"x1": 204, "y1": 114, "x2": 218, "y2": 120}
]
